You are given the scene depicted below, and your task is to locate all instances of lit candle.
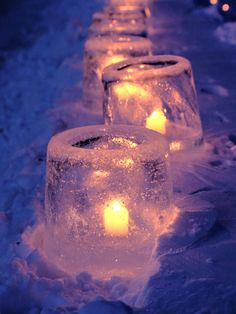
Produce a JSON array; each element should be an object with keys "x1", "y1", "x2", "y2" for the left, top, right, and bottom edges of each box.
[
  {"x1": 103, "y1": 199, "x2": 129, "y2": 236},
  {"x1": 146, "y1": 109, "x2": 167, "y2": 135}
]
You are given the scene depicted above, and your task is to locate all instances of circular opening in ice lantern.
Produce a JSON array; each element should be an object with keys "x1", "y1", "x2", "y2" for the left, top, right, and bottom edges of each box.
[
  {"x1": 72, "y1": 135, "x2": 139, "y2": 150},
  {"x1": 117, "y1": 60, "x2": 178, "y2": 72}
]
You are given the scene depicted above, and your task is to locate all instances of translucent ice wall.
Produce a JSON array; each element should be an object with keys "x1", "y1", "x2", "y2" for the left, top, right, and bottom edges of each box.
[
  {"x1": 89, "y1": 18, "x2": 147, "y2": 38},
  {"x1": 83, "y1": 36, "x2": 152, "y2": 113},
  {"x1": 103, "y1": 55, "x2": 203, "y2": 152},
  {"x1": 92, "y1": 10, "x2": 146, "y2": 25},
  {"x1": 44, "y1": 125, "x2": 174, "y2": 278}
]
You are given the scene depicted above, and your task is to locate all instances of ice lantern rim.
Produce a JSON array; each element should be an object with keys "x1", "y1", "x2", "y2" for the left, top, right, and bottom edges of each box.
[
  {"x1": 85, "y1": 35, "x2": 152, "y2": 54},
  {"x1": 102, "y1": 55, "x2": 192, "y2": 83},
  {"x1": 93, "y1": 10, "x2": 146, "y2": 22},
  {"x1": 106, "y1": 2, "x2": 150, "y2": 12},
  {"x1": 47, "y1": 125, "x2": 169, "y2": 162}
]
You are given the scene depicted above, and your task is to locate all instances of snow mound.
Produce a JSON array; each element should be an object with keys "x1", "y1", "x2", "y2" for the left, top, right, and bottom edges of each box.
[
  {"x1": 80, "y1": 300, "x2": 133, "y2": 314},
  {"x1": 215, "y1": 22, "x2": 236, "y2": 45}
]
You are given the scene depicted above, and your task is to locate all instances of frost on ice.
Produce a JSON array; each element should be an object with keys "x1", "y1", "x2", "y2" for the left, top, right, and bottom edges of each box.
[
  {"x1": 103, "y1": 55, "x2": 203, "y2": 152},
  {"x1": 43, "y1": 125, "x2": 175, "y2": 279}
]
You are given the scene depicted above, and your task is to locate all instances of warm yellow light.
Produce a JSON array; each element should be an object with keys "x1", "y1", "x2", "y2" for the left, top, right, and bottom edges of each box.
[
  {"x1": 105, "y1": 55, "x2": 125, "y2": 68},
  {"x1": 114, "y1": 82, "x2": 150, "y2": 99},
  {"x1": 116, "y1": 158, "x2": 134, "y2": 168},
  {"x1": 169, "y1": 141, "x2": 182, "y2": 152},
  {"x1": 146, "y1": 109, "x2": 167, "y2": 135},
  {"x1": 104, "y1": 199, "x2": 129, "y2": 236},
  {"x1": 210, "y1": 0, "x2": 218, "y2": 5},
  {"x1": 97, "y1": 55, "x2": 125, "y2": 78},
  {"x1": 222, "y1": 3, "x2": 230, "y2": 11},
  {"x1": 111, "y1": 136, "x2": 137, "y2": 148},
  {"x1": 93, "y1": 170, "x2": 109, "y2": 178},
  {"x1": 87, "y1": 170, "x2": 109, "y2": 187}
]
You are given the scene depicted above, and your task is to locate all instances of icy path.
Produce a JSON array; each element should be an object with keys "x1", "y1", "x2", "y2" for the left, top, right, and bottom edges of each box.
[{"x1": 0, "y1": 0, "x2": 236, "y2": 313}]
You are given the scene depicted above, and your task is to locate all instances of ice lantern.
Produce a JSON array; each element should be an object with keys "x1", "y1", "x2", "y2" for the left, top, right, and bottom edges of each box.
[
  {"x1": 83, "y1": 36, "x2": 152, "y2": 112},
  {"x1": 92, "y1": 10, "x2": 146, "y2": 25},
  {"x1": 89, "y1": 18, "x2": 147, "y2": 38},
  {"x1": 45, "y1": 125, "x2": 174, "y2": 278},
  {"x1": 107, "y1": 0, "x2": 151, "y2": 16},
  {"x1": 103, "y1": 55, "x2": 203, "y2": 152}
]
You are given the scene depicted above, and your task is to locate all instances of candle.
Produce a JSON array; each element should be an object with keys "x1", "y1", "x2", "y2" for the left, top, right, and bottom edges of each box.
[
  {"x1": 146, "y1": 109, "x2": 167, "y2": 135},
  {"x1": 104, "y1": 199, "x2": 129, "y2": 237}
]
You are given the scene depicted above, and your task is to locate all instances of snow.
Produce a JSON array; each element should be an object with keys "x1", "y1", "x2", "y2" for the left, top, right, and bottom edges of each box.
[
  {"x1": 0, "y1": 0, "x2": 236, "y2": 313},
  {"x1": 215, "y1": 22, "x2": 236, "y2": 46}
]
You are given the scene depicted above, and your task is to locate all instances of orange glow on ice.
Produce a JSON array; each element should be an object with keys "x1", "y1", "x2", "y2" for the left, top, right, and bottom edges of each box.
[
  {"x1": 114, "y1": 82, "x2": 150, "y2": 99},
  {"x1": 146, "y1": 109, "x2": 167, "y2": 135}
]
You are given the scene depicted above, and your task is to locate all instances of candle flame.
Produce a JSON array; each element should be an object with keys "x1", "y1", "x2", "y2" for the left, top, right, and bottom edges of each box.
[
  {"x1": 104, "y1": 199, "x2": 129, "y2": 236},
  {"x1": 146, "y1": 109, "x2": 167, "y2": 135}
]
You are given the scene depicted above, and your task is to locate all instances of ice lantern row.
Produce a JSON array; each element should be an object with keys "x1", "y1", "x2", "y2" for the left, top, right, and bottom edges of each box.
[
  {"x1": 103, "y1": 55, "x2": 203, "y2": 151},
  {"x1": 45, "y1": 125, "x2": 174, "y2": 278},
  {"x1": 83, "y1": 36, "x2": 152, "y2": 112},
  {"x1": 92, "y1": 9, "x2": 147, "y2": 26}
]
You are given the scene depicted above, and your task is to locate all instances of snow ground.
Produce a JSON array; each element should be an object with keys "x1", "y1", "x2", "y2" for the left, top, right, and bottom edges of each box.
[{"x1": 0, "y1": 0, "x2": 236, "y2": 313}]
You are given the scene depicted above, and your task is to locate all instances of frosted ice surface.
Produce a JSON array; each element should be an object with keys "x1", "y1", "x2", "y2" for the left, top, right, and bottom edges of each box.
[
  {"x1": 103, "y1": 55, "x2": 203, "y2": 152},
  {"x1": 93, "y1": 10, "x2": 146, "y2": 25},
  {"x1": 83, "y1": 36, "x2": 152, "y2": 113},
  {"x1": 89, "y1": 19, "x2": 147, "y2": 37},
  {"x1": 44, "y1": 125, "x2": 174, "y2": 278}
]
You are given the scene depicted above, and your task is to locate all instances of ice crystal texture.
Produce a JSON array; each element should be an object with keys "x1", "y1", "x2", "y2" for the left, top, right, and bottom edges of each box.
[
  {"x1": 44, "y1": 125, "x2": 174, "y2": 278},
  {"x1": 89, "y1": 18, "x2": 147, "y2": 38},
  {"x1": 92, "y1": 9, "x2": 146, "y2": 26},
  {"x1": 103, "y1": 55, "x2": 203, "y2": 152},
  {"x1": 83, "y1": 36, "x2": 152, "y2": 113}
]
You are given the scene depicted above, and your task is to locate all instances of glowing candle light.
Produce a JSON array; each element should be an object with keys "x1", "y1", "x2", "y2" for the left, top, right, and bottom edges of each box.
[
  {"x1": 45, "y1": 125, "x2": 174, "y2": 278},
  {"x1": 222, "y1": 3, "x2": 230, "y2": 11},
  {"x1": 83, "y1": 36, "x2": 152, "y2": 111},
  {"x1": 169, "y1": 140, "x2": 182, "y2": 152},
  {"x1": 103, "y1": 55, "x2": 203, "y2": 152},
  {"x1": 210, "y1": 0, "x2": 218, "y2": 5},
  {"x1": 103, "y1": 199, "x2": 129, "y2": 236},
  {"x1": 114, "y1": 82, "x2": 151, "y2": 99},
  {"x1": 96, "y1": 55, "x2": 125, "y2": 78},
  {"x1": 146, "y1": 109, "x2": 167, "y2": 135}
]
